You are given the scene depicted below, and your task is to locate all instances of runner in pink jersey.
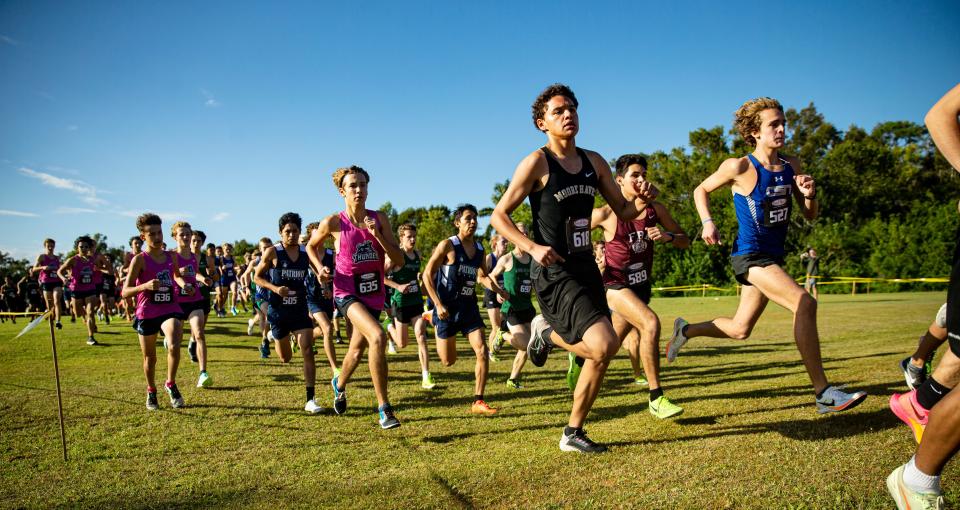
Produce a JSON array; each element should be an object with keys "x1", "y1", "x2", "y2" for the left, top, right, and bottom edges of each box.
[
  {"x1": 122, "y1": 213, "x2": 192, "y2": 411},
  {"x1": 32, "y1": 238, "x2": 64, "y2": 329},
  {"x1": 58, "y1": 235, "x2": 102, "y2": 345},
  {"x1": 172, "y1": 221, "x2": 214, "y2": 389},
  {"x1": 307, "y1": 165, "x2": 404, "y2": 429}
]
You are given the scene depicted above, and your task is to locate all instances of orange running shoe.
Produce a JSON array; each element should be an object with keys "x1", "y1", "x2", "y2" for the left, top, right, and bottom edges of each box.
[
  {"x1": 889, "y1": 390, "x2": 929, "y2": 443},
  {"x1": 470, "y1": 399, "x2": 497, "y2": 415}
]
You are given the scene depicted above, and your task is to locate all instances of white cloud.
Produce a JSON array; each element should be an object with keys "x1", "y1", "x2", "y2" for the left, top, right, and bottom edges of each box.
[
  {"x1": 0, "y1": 35, "x2": 19, "y2": 46},
  {"x1": 0, "y1": 209, "x2": 37, "y2": 217},
  {"x1": 66, "y1": 125, "x2": 79, "y2": 131},
  {"x1": 201, "y1": 89, "x2": 221, "y2": 108},
  {"x1": 212, "y1": 212, "x2": 230, "y2": 222},
  {"x1": 54, "y1": 207, "x2": 97, "y2": 214},
  {"x1": 158, "y1": 212, "x2": 194, "y2": 222},
  {"x1": 18, "y1": 167, "x2": 106, "y2": 206}
]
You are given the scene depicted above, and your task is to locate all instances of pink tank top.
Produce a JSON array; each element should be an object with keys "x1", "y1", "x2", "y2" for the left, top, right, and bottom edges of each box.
[
  {"x1": 135, "y1": 251, "x2": 183, "y2": 319},
  {"x1": 39, "y1": 254, "x2": 61, "y2": 284},
  {"x1": 333, "y1": 210, "x2": 385, "y2": 311},
  {"x1": 174, "y1": 252, "x2": 202, "y2": 303},
  {"x1": 71, "y1": 256, "x2": 97, "y2": 292}
]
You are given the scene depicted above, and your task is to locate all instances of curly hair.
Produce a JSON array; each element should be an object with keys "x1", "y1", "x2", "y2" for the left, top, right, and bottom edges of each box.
[
  {"x1": 135, "y1": 212, "x2": 162, "y2": 233},
  {"x1": 332, "y1": 165, "x2": 370, "y2": 189},
  {"x1": 397, "y1": 223, "x2": 417, "y2": 237},
  {"x1": 531, "y1": 83, "x2": 578, "y2": 132},
  {"x1": 734, "y1": 97, "x2": 783, "y2": 147},
  {"x1": 170, "y1": 220, "x2": 192, "y2": 237}
]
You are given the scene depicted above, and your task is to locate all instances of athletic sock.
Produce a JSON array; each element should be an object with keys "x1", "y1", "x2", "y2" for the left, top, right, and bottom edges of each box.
[
  {"x1": 147, "y1": 386, "x2": 156, "y2": 393},
  {"x1": 422, "y1": 370, "x2": 429, "y2": 379},
  {"x1": 815, "y1": 387, "x2": 827, "y2": 400},
  {"x1": 916, "y1": 377, "x2": 950, "y2": 410},
  {"x1": 681, "y1": 325, "x2": 689, "y2": 336},
  {"x1": 474, "y1": 394, "x2": 483, "y2": 403},
  {"x1": 306, "y1": 386, "x2": 315, "y2": 402},
  {"x1": 649, "y1": 388, "x2": 663, "y2": 401},
  {"x1": 903, "y1": 456, "x2": 941, "y2": 493},
  {"x1": 563, "y1": 426, "x2": 580, "y2": 436},
  {"x1": 574, "y1": 356, "x2": 585, "y2": 367}
]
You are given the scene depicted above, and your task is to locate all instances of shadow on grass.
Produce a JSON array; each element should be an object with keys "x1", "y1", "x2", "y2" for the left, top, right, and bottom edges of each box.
[{"x1": 74, "y1": 489, "x2": 258, "y2": 509}]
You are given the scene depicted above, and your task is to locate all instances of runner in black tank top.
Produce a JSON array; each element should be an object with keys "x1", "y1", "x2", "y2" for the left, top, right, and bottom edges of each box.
[
  {"x1": 592, "y1": 155, "x2": 690, "y2": 419},
  {"x1": 490, "y1": 84, "x2": 658, "y2": 454}
]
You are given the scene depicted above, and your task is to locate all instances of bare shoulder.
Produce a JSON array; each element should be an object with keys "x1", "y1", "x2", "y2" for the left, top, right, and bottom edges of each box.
[
  {"x1": 321, "y1": 213, "x2": 341, "y2": 232},
  {"x1": 783, "y1": 154, "x2": 803, "y2": 172},
  {"x1": 582, "y1": 148, "x2": 610, "y2": 170}
]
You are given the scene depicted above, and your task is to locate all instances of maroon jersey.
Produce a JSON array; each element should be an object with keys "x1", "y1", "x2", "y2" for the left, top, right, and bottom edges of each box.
[{"x1": 602, "y1": 205, "x2": 657, "y2": 289}]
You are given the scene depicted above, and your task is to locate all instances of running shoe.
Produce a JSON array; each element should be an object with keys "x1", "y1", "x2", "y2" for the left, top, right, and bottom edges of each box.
[
  {"x1": 87, "y1": 336, "x2": 98, "y2": 346},
  {"x1": 666, "y1": 317, "x2": 688, "y2": 363},
  {"x1": 470, "y1": 399, "x2": 498, "y2": 415},
  {"x1": 165, "y1": 382, "x2": 185, "y2": 408},
  {"x1": 247, "y1": 318, "x2": 255, "y2": 336},
  {"x1": 304, "y1": 399, "x2": 324, "y2": 414},
  {"x1": 196, "y1": 371, "x2": 212, "y2": 388},
  {"x1": 633, "y1": 376, "x2": 649, "y2": 386},
  {"x1": 528, "y1": 314, "x2": 554, "y2": 367},
  {"x1": 331, "y1": 375, "x2": 347, "y2": 415},
  {"x1": 387, "y1": 340, "x2": 398, "y2": 355},
  {"x1": 566, "y1": 352, "x2": 583, "y2": 392},
  {"x1": 55, "y1": 321, "x2": 62, "y2": 330},
  {"x1": 421, "y1": 373, "x2": 436, "y2": 390},
  {"x1": 491, "y1": 329, "x2": 505, "y2": 355},
  {"x1": 335, "y1": 330, "x2": 344, "y2": 344},
  {"x1": 559, "y1": 428, "x2": 607, "y2": 453},
  {"x1": 889, "y1": 390, "x2": 929, "y2": 443},
  {"x1": 379, "y1": 404, "x2": 401, "y2": 429},
  {"x1": 886, "y1": 463, "x2": 944, "y2": 510},
  {"x1": 815, "y1": 385, "x2": 867, "y2": 414},
  {"x1": 70, "y1": 316, "x2": 76, "y2": 323},
  {"x1": 146, "y1": 391, "x2": 159, "y2": 411},
  {"x1": 231, "y1": 306, "x2": 238, "y2": 316},
  {"x1": 188, "y1": 338, "x2": 198, "y2": 363},
  {"x1": 900, "y1": 356, "x2": 927, "y2": 391},
  {"x1": 505, "y1": 378, "x2": 523, "y2": 390},
  {"x1": 488, "y1": 348, "x2": 500, "y2": 363},
  {"x1": 649, "y1": 395, "x2": 684, "y2": 419},
  {"x1": 104, "y1": 314, "x2": 110, "y2": 325},
  {"x1": 259, "y1": 341, "x2": 270, "y2": 359},
  {"x1": 333, "y1": 366, "x2": 341, "y2": 378}
]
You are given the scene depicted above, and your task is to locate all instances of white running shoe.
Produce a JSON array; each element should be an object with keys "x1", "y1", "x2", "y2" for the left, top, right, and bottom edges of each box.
[
  {"x1": 304, "y1": 399, "x2": 324, "y2": 414},
  {"x1": 247, "y1": 318, "x2": 255, "y2": 336},
  {"x1": 666, "y1": 317, "x2": 689, "y2": 363},
  {"x1": 816, "y1": 385, "x2": 867, "y2": 414},
  {"x1": 387, "y1": 340, "x2": 398, "y2": 355},
  {"x1": 886, "y1": 463, "x2": 943, "y2": 510},
  {"x1": 196, "y1": 371, "x2": 212, "y2": 388}
]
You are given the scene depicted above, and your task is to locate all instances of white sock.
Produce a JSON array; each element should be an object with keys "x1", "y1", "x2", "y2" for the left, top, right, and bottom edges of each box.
[
  {"x1": 422, "y1": 370, "x2": 429, "y2": 379},
  {"x1": 903, "y1": 456, "x2": 941, "y2": 494}
]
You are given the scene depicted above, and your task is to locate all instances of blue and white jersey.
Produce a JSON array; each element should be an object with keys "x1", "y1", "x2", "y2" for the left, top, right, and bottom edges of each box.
[
  {"x1": 435, "y1": 235, "x2": 483, "y2": 306},
  {"x1": 731, "y1": 154, "x2": 794, "y2": 257}
]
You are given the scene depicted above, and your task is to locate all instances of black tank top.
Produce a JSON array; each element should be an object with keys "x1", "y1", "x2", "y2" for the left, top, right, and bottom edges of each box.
[{"x1": 530, "y1": 147, "x2": 599, "y2": 263}]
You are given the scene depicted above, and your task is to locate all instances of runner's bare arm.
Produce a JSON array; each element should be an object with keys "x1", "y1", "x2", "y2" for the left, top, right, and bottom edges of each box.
[
  {"x1": 421, "y1": 239, "x2": 453, "y2": 319},
  {"x1": 926, "y1": 83, "x2": 960, "y2": 172},
  {"x1": 121, "y1": 254, "x2": 152, "y2": 298},
  {"x1": 56, "y1": 256, "x2": 75, "y2": 282},
  {"x1": 253, "y1": 246, "x2": 285, "y2": 296},
  {"x1": 591, "y1": 152, "x2": 657, "y2": 221},
  {"x1": 651, "y1": 202, "x2": 691, "y2": 249},
  {"x1": 372, "y1": 211, "x2": 404, "y2": 265},
  {"x1": 788, "y1": 156, "x2": 818, "y2": 220},
  {"x1": 695, "y1": 157, "x2": 748, "y2": 245},
  {"x1": 492, "y1": 151, "x2": 565, "y2": 266},
  {"x1": 307, "y1": 215, "x2": 339, "y2": 282},
  {"x1": 478, "y1": 251, "x2": 509, "y2": 299},
  {"x1": 170, "y1": 253, "x2": 191, "y2": 294}
]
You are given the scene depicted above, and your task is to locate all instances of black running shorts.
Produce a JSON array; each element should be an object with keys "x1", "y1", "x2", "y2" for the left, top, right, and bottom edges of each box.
[
  {"x1": 133, "y1": 312, "x2": 184, "y2": 337},
  {"x1": 947, "y1": 233, "x2": 960, "y2": 357},
  {"x1": 532, "y1": 260, "x2": 609, "y2": 345},
  {"x1": 730, "y1": 252, "x2": 785, "y2": 286}
]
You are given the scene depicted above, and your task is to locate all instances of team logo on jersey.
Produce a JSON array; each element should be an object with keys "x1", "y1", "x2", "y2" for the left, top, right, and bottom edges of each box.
[
  {"x1": 553, "y1": 184, "x2": 597, "y2": 202},
  {"x1": 628, "y1": 231, "x2": 648, "y2": 254},
  {"x1": 628, "y1": 262, "x2": 645, "y2": 271},
  {"x1": 353, "y1": 241, "x2": 380, "y2": 263},
  {"x1": 156, "y1": 269, "x2": 173, "y2": 285},
  {"x1": 775, "y1": 176, "x2": 784, "y2": 183}
]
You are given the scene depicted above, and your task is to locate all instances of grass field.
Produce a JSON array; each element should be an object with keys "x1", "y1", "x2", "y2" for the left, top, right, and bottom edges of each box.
[{"x1": 0, "y1": 291, "x2": 955, "y2": 509}]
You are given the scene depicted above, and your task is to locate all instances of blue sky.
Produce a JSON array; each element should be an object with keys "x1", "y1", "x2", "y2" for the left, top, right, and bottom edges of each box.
[{"x1": 1, "y1": 1, "x2": 958, "y2": 260}]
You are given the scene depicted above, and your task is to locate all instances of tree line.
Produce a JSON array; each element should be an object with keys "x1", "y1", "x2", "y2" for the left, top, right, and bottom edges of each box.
[{"x1": 3, "y1": 103, "x2": 956, "y2": 292}]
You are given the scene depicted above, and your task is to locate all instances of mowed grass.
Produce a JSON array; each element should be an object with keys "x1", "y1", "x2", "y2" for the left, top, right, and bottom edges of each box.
[{"x1": 0, "y1": 291, "x2": 955, "y2": 509}]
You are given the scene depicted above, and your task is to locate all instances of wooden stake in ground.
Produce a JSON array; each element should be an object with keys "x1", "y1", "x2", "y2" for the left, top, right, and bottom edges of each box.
[{"x1": 48, "y1": 315, "x2": 68, "y2": 462}]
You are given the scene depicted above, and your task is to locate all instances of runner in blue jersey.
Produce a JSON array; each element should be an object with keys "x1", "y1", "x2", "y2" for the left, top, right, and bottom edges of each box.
[
  {"x1": 254, "y1": 212, "x2": 323, "y2": 414},
  {"x1": 666, "y1": 97, "x2": 866, "y2": 414},
  {"x1": 239, "y1": 238, "x2": 272, "y2": 356}
]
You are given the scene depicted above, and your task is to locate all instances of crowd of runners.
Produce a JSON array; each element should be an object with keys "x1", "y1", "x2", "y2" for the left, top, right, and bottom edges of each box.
[{"x1": 6, "y1": 83, "x2": 960, "y2": 509}]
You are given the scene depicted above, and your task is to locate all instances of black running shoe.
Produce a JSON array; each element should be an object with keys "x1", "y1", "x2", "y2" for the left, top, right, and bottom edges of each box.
[
  {"x1": 188, "y1": 339, "x2": 198, "y2": 363},
  {"x1": 165, "y1": 383, "x2": 185, "y2": 408},
  {"x1": 55, "y1": 321, "x2": 62, "y2": 330},
  {"x1": 105, "y1": 314, "x2": 110, "y2": 325},
  {"x1": 527, "y1": 315, "x2": 554, "y2": 367},
  {"x1": 559, "y1": 428, "x2": 607, "y2": 453},
  {"x1": 146, "y1": 391, "x2": 159, "y2": 411}
]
